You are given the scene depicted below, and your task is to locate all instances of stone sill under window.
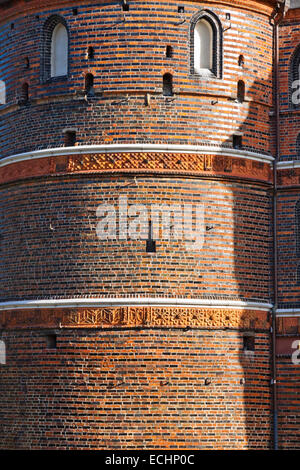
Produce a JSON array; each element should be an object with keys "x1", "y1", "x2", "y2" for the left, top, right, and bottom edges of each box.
[
  {"x1": 190, "y1": 71, "x2": 218, "y2": 80},
  {"x1": 43, "y1": 75, "x2": 69, "y2": 84}
]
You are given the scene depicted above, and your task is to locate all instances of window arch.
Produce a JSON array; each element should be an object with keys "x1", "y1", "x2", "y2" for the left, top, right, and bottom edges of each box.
[
  {"x1": 190, "y1": 10, "x2": 222, "y2": 78},
  {"x1": 194, "y1": 19, "x2": 213, "y2": 72},
  {"x1": 42, "y1": 15, "x2": 69, "y2": 82},
  {"x1": 290, "y1": 44, "x2": 300, "y2": 108}
]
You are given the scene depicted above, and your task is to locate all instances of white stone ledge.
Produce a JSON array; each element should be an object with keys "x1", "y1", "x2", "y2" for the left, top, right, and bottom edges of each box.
[
  {"x1": 0, "y1": 144, "x2": 274, "y2": 168},
  {"x1": 276, "y1": 309, "x2": 300, "y2": 317},
  {"x1": 0, "y1": 298, "x2": 273, "y2": 311}
]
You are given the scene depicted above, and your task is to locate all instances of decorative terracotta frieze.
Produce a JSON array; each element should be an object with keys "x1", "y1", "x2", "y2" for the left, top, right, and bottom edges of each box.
[
  {"x1": 0, "y1": 152, "x2": 272, "y2": 185},
  {"x1": 277, "y1": 316, "x2": 300, "y2": 335},
  {"x1": 278, "y1": 168, "x2": 300, "y2": 187}
]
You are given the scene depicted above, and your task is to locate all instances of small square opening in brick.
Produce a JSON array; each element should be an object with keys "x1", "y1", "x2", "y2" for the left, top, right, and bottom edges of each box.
[
  {"x1": 64, "y1": 131, "x2": 76, "y2": 147},
  {"x1": 46, "y1": 335, "x2": 57, "y2": 349},
  {"x1": 233, "y1": 134, "x2": 243, "y2": 149}
]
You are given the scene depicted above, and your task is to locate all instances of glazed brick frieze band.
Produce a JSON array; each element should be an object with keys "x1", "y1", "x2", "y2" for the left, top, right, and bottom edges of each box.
[
  {"x1": 0, "y1": 307, "x2": 271, "y2": 330},
  {"x1": 278, "y1": 167, "x2": 300, "y2": 187},
  {"x1": 0, "y1": 152, "x2": 272, "y2": 185},
  {"x1": 277, "y1": 316, "x2": 300, "y2": 335}
]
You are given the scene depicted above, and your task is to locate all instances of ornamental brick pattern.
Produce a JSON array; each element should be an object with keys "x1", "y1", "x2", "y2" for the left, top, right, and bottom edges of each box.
[
  {"x1": 0, "y1": 0, "x2": 299, "y2": 451},
  {"x1": 0, "y1": 152, "x2": 272, "y2": 184}
]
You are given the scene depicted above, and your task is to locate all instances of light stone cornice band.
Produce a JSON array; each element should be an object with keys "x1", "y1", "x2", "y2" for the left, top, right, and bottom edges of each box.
[
  {"x1": 0, "y1": 144, "x2": 274, "y2": 168},
  {"x1": 277, "y1": 309, "x2": 300, "y2": 317},
  {"x1": 4, "y1": 300, "x2": 299, "y2": 315},
  {"x1": 277, "y1": 161, "x2": 300, "y2": 169},
  {"x1": 0, "y1": 298, "x2": 273, "y2": 311}
]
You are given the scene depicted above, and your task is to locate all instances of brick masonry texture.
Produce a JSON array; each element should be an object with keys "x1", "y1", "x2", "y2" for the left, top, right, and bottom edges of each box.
[
  {"x1": 277, "y1": 10, "x2": 300, "y2": 449},
  {"x1": 277, "y1": 357, "x2": 300, "y2": 449},
  {"x1": 0, "y1": 328, "x2": 272, "y2": 450},
  {"x1": 0, "y1": 0, "x2": 299, "y2": 451},
  {"x1": 279, "y1": 10, "x2": 300, "y2": 161},
  {"x1": 0, "y1": 307, "x2": 271, "y2": 330},
  {"x1": 0, "y1": 176, "x2": 272, "y2": 302},
  {"x1": 277, "y1": 190, "x2": 300, "y2": 308},
  {"x1": 0, "y1": 0, "x2": 274, "y2": 157},
  {"x1": 0, "y1": 153, "x2": 273, "y2": 185}
]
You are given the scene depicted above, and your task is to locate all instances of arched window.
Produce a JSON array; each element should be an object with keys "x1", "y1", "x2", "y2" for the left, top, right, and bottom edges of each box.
[
  {"x1": 0, "y1": 80, "x2": 6, "y2": 105},
  {"x1": 163, "y1": 73, "x2": 173, "y2": 96},
  {"x1": 42, "y1": 16, "x2": 69, "y2": 82},
  {"x1": 194, "y1": 19, "x2": 213, "y2": 72},
  {"x1": 191, "y1": 10, "x2": 222, "y2": 78},
  {"x1": 237, "y1": 80, "x2": 245, "y2": 103},
  {"x1": 51, "y1": 24, "x2": 68, "y2": 78},
  {"x1": 0, "y1": 340, "x2": 6, "y2": 365},
  {"x1": 290, "y1": 44, "x2": 300, "y2": 107}
]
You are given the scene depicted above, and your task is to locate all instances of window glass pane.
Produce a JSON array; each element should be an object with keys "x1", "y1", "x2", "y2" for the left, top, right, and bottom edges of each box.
[
  {"x1": 194, "y1": 19, "x2": 213, "y2": 72},
  {"x1": 0, "y1": 340, "x2": 6, "y2": 365},
  {"x1": 51, "y1": 24, "x2": 68, "y2": 77}
]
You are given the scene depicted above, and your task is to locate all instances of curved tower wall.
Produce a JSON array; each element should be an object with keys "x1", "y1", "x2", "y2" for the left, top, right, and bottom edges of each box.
[{"x1": 0, "y1": 0, "x2": 277, "y2": 449}]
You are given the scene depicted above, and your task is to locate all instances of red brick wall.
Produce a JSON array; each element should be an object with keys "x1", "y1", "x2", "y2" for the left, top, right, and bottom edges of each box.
[
  {"x1": 0, "y1": 175, "x2": 272, "y2": 302},
  {"x1": 1, "y1": 0, "x2": 293, "y2": 451},
  {"x1": 276, "y1": 317, "x2": 300, "y2": 450},
  {"x1": 279, "y1": 11, "x2": 300, "y2": 161},
  {"x1": 0, "y1": 327, "x2": 272, "y2": 450},
  {"x1": 277, "y1": 10, "x2": 300, "y2": 440},
  {"x1": 0, "y1": 0, "x2": 274, "y2": 157}
]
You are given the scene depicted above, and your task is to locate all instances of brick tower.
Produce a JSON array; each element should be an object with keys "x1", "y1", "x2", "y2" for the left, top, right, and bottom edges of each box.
[{"x1": 0, "y1": 0, "x2": 298, "y2": 450}]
